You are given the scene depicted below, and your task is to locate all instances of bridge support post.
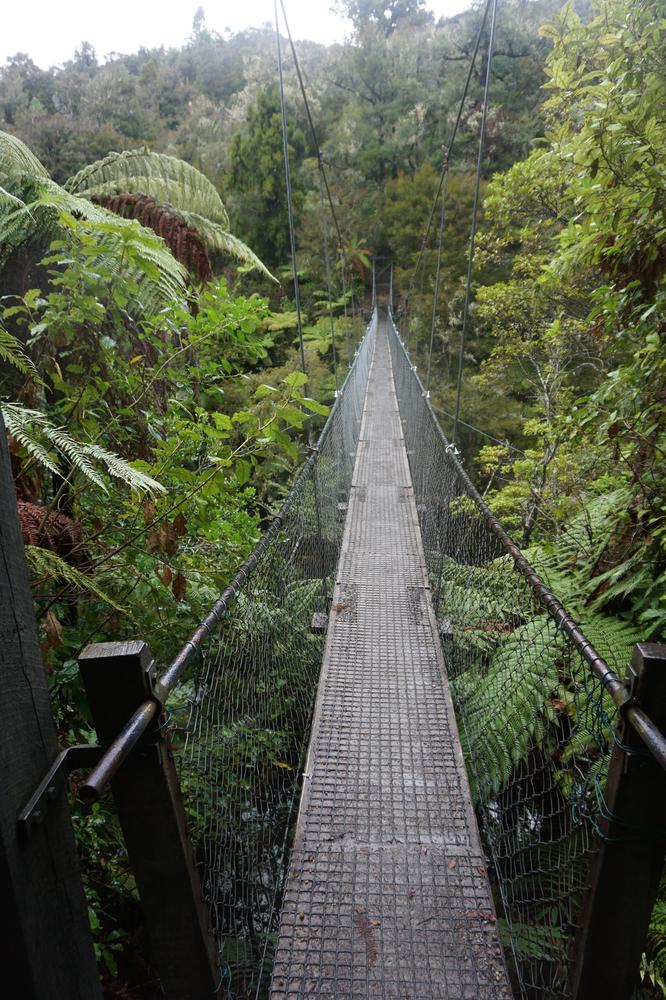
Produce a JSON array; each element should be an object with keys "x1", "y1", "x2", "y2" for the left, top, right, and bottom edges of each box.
[
  {"x1": 0, "y1": 414, "x2": 102, "y2": 998},
  {"x1": 78, "y1": 641, "x2": 221, "y2": 999},
  {"x1": 570, "y1": 643, "x2": 666, "y2": 1000}
]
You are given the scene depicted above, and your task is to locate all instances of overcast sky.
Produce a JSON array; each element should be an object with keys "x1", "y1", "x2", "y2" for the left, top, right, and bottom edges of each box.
[{"x1": 2, "y1": 0, "x2": 472, "y2": 69}]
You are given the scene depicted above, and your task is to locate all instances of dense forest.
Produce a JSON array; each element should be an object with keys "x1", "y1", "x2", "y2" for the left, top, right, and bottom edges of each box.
[{"x1": 1, "y1": 0, "x2": 665, "y2": 995}]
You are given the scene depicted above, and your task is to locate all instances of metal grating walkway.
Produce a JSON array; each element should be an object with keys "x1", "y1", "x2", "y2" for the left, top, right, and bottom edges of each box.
[{"x1": 269, "y1": 318, "x2": 512, "y2": 999}]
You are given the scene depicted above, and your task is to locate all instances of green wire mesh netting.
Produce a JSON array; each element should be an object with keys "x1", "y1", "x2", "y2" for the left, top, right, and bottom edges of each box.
[
  {"x1": 386, "y1": 312, "x2": 644, "y2": 1000},
  {"x1": 168, "y1": 314, "x2": 376, "y2": 998}
]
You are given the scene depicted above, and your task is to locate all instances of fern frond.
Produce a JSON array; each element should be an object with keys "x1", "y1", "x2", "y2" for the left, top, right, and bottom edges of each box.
[
  {"x1": 454, "y1": 618, "x2": 561, "y2": 803},
  {"x1": 82, "y1": 219, "x2": 188, "y2": 311},
  {"x1": 24, "y1": 545, "x2": 126, "y2": 611},
  {"x1": 1, "y1": 402, "x2": 165, "y2": 494},
  {"x1": 66, "y1": 150, "x2": 230, "y2": 227},
  {"x1": 0, "y1": 131, "x2": 49, "y2": 183},
  {"x1": 0, "y1": 328, "x2": 40, "y2": 379},
  {"x1": 81, "y1": 442, "x2": 164, "y2": 494},
  {"x1": 4, "y1": 404, "x2": 107, "y2": 488},
  {"x1": 0, "y1": 184, "x2": 26, "y2": 207},
  {"x1": 178, "y1": 212, "x2": 276, "y2": 280},
  {"x1": 499, "y1": 919, "x2": 568, "y2": 963},
  {"x1": 2, "y1": 403, "x2": 60, "y2": 473},
  {"x1": 574, "y1": 613, "x2": 640, "y2": 677}
]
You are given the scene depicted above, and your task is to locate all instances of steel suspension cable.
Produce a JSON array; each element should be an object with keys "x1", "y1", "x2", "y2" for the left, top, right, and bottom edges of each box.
[
  {"x1": 279, "y1": 0, "x2": 344, "y2": 247},
  {"x1": 318, "y1": 169, "x2": 339, "y2": 390},
  {"x1": 274, "y1": 0, "x2": 306, "y2": 375},
  {"x1": 425, "y1": 166, "x2": 448, "y2": 391},
  {"x1": 431, "y1": 403, "x2": 527, "y2": 456},
  {"x1": 339, "y1": 247, "x2": 352, "y2": 365},
  {"x1": 278, "y1": 0, "x2": 349, "y2": 374},
  {"x1": 452, "y1": 0, "x2": 499, "y2": 444},
  {"x1": 408, "y1": 0, "x2": 492, "y2": 299}
]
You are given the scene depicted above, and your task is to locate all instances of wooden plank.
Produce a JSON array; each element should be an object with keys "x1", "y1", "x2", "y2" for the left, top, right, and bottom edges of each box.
[
  {"x1": 570, "y1": 643, "x2": 666, "y2": 1000},
  {"x1": 79, "y1": 641, "x2": 221, "y2": 999},
  {"x1": 0, "y1": 411, "x2": 102, "y2": 998}
]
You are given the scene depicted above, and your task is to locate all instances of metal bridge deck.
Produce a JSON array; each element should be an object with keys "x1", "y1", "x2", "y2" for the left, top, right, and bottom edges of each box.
[{"x1": 270, "y1": 319, "x2": 511, "y2": 999}]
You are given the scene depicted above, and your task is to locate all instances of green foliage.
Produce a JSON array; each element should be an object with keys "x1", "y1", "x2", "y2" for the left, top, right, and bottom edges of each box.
[
  {"x1": 66, "y1": 148, "x2": 273, "y2": 278},
  {"x1": 0, "y1": 325, "x2": 39, "y2": 377},
  {"x1": 644, "y1": 874, "x2": 666, "y2": 996},
  {"x1": 0, "y1": 128, "x2": 333, "y2": 993},
  {"x1": 67, "y1": 148, "x2": 231, "y2": 225},
  {"x1": 24, "y1": 545, "x2": 126, "y2": 612},
  {"x1": 229, "y1": 85, "x2": 308, "y2": 268},
  {"x1": 454, "y1": 617, "x2": 560, "y2": 802},
  {"x1": 471, "y1": 0, "x2": 666, "y2": 640},
  {"x1": 2, "y1": 402, "x2": 164, "y2": 493}
]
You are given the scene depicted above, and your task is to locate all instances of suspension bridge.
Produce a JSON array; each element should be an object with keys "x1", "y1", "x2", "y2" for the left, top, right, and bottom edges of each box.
[
  {"x1": 51, "y1": 303, "x2": 666, "y2": 1000},
  {"x1": 3, "y1": 0, "x2": 666, "y2": 996},
  {"x1": 4, "y1": 300, "x2": 666, "y2": 1000},
  {"x1": 270, "y1": 312, "x2": 510, "y2": 998}
]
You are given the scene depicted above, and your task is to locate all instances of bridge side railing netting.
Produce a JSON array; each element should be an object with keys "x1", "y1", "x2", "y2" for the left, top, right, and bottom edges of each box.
[
  {"x1": 387, "y1": 310, "x2": 665, "y2": 999},
  {"x1": 161, "y1": 313, "x2": 376, "y2": 996}
]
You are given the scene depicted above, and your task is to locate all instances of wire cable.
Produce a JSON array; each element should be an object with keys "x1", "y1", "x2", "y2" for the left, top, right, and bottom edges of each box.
[
  {"x1": 452, "y1": 0, "x2": 499, "y2": 443},
  {"x1": 279, "y1": 0, "x2": 345, "y2": 247},
  {"x1": 277, "y1": 0, "x2": 347, "y2": 378},
  {"x1": 408, "y1": 0, "x2": 493, "y2": 297},
  {"x1": 425, "y1": 166, "x2": 448, "y2": 390},
  {"x1": 431, "y1": 402, "x2": 527, "y2": 456},
  {"x1": 274, "y1": 0, "x2": 306, "y2": 375},
  {"x1": 318, "y1": 168, "x2": 339, "y2": 389}
]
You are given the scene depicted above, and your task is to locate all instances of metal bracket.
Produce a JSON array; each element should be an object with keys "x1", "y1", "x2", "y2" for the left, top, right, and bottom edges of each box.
[{"x1": 18, "y1": 744, "x2": 104, "y2": 840}]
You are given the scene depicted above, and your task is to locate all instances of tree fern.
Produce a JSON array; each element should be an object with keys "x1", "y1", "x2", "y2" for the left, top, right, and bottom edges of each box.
[
  {"x1": 0, "y1": 132, "x2": 189, "y2": 309},
  {"x1": 2, "y1": 402, "x2": 164, "y2": 494},
  {"x1": 66, "y1": 149, "x2": 230, "y2": 226},
  {"x1": 0, "y1": 184, "x2": 26, "y2": 208},
  {"x1": 454, "y1": 618, "x2": 561, "y2": 803},
  {"x1": 0, "y1": 201, "x2": 188, "y2": 315},
  {"x1": 0, "y1": 134, "x2": 271, "y2": 287},
  {"x1": 0, "y1": 131, "x2": 49, "y2": 183},
  {"x1": 177, "y1": 213, "x2": 275, "y2": 280},
  {"x1": 65, "y1": 149, "x2": 274, "y2": 279}
]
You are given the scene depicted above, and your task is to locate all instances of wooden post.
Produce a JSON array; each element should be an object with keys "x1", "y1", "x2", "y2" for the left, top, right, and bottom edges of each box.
[
  {"x1": 0, "y1": 412, "x2": 102, "y2": 998},
  {"x1": 570, "y1": 642, "x2": 666, "y2": 1000},
  {"x1": 78, "y1": 641, "x2": 221, "y2": 999}
]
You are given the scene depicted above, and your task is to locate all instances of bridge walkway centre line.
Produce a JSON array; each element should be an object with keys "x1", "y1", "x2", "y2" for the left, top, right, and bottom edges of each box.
[{"x1": 269, "y1": 314, "x2": 512, "y2": 999}]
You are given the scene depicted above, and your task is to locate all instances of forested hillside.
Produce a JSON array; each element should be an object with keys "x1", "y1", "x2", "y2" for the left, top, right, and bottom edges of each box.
[{"x1": 1, "y1": 0, "x2": 665, "y2": 995}]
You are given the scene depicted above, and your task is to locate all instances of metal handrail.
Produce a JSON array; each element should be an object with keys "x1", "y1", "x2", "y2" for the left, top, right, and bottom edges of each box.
[
  {"x1": 80, "y1": 313, "x2": 378, "y2": 801},
  {"x1": 387, "y1": 310, "x2": 666, "y2": 772}
]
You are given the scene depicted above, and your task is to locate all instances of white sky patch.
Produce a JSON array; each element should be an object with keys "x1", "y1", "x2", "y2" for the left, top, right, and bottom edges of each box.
[{"x1": 2, "y1": 0, "x2": 472, "y2": 69}]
